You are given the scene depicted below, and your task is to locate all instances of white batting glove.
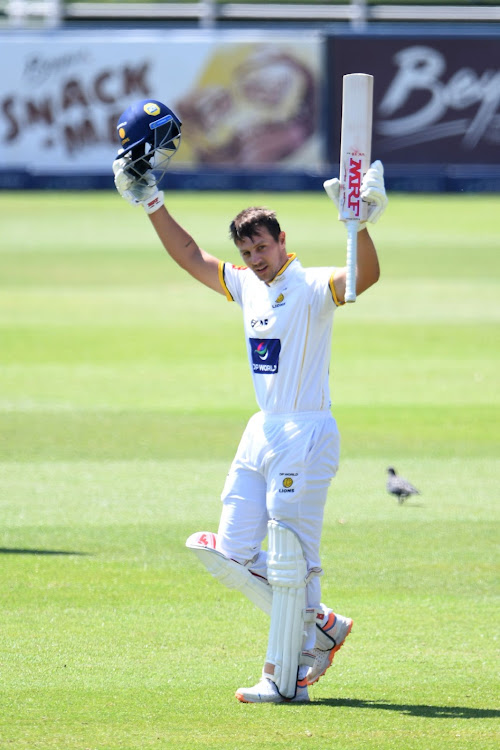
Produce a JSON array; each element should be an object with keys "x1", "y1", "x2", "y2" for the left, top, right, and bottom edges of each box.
[
  {"x1": 112, "y1": 157, "x2": 165, "y2": 215},
  {"x1": 324, "y1": 175, "x2": 370, "y2": 232},
  {"x1": 360, "y1": 160, "x2": 388, "y2": 225},
  {"x1": 323, "y1": 159, "x2": 388, "y2": 231},
  {"x1": 323, "y1": 176, "x2": 341, "y2": 209}
]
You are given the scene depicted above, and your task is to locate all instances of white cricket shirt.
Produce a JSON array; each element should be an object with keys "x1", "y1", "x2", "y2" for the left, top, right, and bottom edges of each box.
[{"x1": 219, "y1": 254, "x2": 342, "y2": 414}]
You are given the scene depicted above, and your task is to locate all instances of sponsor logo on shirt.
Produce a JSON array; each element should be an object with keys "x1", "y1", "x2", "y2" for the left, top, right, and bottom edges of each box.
[
  {"x1": 250, "y1": 338, "x2": 281, "y2": 374},
  {"x1": 272, "y1": 293, "x2": 285, "y2": 309}
]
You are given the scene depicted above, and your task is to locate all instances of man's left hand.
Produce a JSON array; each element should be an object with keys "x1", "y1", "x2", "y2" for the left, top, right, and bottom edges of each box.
[
  {"x1": 323, "y1": 159, "x2": 388, "y2": 231},
  {"x1": 361, "y1": 160, "x2": 388, "y2": 226}
]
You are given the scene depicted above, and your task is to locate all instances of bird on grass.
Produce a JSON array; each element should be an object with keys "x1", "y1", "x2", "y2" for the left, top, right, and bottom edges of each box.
[{"x1": 386, "y1": 467, "x2": 421, "y2": 504}]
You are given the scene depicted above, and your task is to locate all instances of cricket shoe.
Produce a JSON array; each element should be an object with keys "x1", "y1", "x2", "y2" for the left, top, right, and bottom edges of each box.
[
  {"x1": 235, "y1": 677, "x2": 309, "y2": 704},
  {"x1": 305, "y1": 612, "x2": 353, "y2": 685}
]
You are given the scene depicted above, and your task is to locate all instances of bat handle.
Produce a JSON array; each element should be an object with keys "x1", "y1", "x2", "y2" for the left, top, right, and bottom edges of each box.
[{"x1": 345, "y1": 220, "x2": 358, "y2": 303}]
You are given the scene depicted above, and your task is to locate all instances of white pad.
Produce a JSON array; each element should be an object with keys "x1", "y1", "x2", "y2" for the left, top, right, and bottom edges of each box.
[
  {"x1": 186, "y1": 530, "x2": 332, "y2": 654},
  {"x1": 186, "y1": 531, "x2": 273, "y2": 614},
  {"x1": 265, "y1": 520, "x2": 315, "y2": 699}
]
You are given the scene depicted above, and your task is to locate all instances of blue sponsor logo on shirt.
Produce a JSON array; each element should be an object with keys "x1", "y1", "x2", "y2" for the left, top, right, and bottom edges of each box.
[{"x1": 250, "y1": 338, "x2": 281, "y2": 374}]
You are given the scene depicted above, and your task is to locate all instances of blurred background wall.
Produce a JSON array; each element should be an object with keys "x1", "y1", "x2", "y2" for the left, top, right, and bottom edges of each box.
[{"x1": 1, "y1": 0, "x2": 499, "y2": 191}]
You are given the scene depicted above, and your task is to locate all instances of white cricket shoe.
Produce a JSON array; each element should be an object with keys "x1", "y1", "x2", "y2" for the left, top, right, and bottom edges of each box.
[
  {"x1": 306, "y1": 612, "x2": 353, "y2": 685},
  {"x1": 235, "y1": 677, "x2": 309, "y2": 704}
]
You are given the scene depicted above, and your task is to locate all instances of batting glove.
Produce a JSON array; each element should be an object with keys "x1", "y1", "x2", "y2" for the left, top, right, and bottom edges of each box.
[
  {"x1": 360, "y1": 160, "x2": 388, "y2": 225},
  {"x1": 112, "y1": 157, "x2": 165, "y2": 215},
  {"x1": 323, "y1": 159, "x2": 388, "y2": 231}
]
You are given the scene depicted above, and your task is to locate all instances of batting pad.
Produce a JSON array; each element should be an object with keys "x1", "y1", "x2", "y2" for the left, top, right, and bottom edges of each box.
[
  {"x1": 266, "y1": 520, "x2": 315, "y2": 699},
  {"x1": 185, "y1": 531, "x2": 273, "y2": 614}
]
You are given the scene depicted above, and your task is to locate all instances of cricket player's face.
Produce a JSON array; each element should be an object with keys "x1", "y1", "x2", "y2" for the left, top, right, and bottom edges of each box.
[{"x1": 236, "y1": 228, "x2": 288, "y2": 284}]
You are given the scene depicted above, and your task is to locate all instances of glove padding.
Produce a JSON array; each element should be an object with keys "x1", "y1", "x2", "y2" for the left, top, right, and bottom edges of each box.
[
  {"x1": 113, "y1": 157, "x2": 164, "y2": 215},
  {"x1": 323, "y1": 159, "x2": 388, "y2": 231}
]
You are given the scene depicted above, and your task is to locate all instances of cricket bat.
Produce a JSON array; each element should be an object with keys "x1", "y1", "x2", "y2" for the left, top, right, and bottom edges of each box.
[{"x1": 339, "y1": 73, "x2": 373, "y2": 303}]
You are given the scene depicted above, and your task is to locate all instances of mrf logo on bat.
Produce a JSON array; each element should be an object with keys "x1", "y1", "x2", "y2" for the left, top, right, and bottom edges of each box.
[
  {"x1": 338, "y1": 73, "x2": 373, "y2": 224},
  {"x1": 342, "y1": 151, "x2": 363, "y2": 217}
]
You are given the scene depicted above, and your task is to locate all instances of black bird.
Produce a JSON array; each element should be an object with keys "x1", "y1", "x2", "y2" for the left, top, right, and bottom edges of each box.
[{"x1": 386, "y1": 467, "x2": 420, "y2": 504}]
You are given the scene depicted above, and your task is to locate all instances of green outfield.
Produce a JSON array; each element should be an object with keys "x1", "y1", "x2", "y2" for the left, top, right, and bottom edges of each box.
[{"x1": 0, "y1": 190, "x2": 498, "y2": 749}]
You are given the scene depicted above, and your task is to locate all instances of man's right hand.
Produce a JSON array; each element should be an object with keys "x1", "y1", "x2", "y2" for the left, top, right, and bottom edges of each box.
[{"x1": 112, "y1": 157, "x2": 165, "y2": 215}]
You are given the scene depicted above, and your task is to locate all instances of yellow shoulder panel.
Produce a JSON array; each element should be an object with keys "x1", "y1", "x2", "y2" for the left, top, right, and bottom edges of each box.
[
  {"x1": 218, "y1": 261, "x2": 234, "y2": 301},
  {"x1": 329, "y1": 273, "x2": 345, "y2": 307}
]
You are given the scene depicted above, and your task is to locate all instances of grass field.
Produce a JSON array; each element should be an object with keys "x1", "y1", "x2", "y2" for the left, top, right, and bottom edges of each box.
[{"x1": 0, "y1": 190, "x2": 498, "y2": 749}]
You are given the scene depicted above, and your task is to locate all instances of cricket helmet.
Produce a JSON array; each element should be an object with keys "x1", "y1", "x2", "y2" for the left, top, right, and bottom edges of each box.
[{"x1": 116, "y1": 99, "x2": 182, "y2": 180}]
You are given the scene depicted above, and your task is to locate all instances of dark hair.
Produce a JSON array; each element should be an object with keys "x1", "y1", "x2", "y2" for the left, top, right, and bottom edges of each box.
[{"x1": 229, "y1": 207, "x2": 281, "y2": 243}]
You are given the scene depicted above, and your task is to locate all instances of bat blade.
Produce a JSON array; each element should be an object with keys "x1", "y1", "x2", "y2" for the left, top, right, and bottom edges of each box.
[{"x1": 339, "y1": 73, "x2": 373, "y2": 302}]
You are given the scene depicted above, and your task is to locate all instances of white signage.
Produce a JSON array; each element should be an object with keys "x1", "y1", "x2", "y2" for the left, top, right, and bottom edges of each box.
[{"x1": 0, "y1": 31, "x2": 322, "y2": 174}]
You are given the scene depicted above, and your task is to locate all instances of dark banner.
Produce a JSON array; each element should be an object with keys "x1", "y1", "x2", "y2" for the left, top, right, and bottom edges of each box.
[{"x1": 326, "y1": 34, "x2": 500, "y2": 169}]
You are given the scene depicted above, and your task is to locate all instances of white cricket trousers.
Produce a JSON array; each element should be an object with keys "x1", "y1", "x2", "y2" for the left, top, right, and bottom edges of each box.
[{"x1": 217, "y1": 410, "x2": 340, "y2": 647}]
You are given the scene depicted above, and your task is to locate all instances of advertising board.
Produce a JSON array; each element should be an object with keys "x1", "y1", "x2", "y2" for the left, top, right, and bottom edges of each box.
[
  {"x1": 326, "y1": 33, "x2": 500, "y2": 190},
  {"x1": 0, "y1": 30, "x2": 323, "y2": 188}
]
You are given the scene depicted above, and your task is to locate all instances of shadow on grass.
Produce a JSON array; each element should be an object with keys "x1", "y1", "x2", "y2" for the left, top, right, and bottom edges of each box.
[
  {"x1": 0, "y1": 548, "x2": 89, "y2": 556},
  {"x1": 313, "y1": 697, "x2": 499, "y2": 719}
]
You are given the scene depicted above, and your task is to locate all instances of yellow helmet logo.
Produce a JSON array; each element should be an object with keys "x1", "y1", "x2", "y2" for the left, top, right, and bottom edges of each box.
[
  {"x1": 118, "y1": 127, "x2": 126, "y2": 139},
  {"x1": 144, "y1": 102, "x2": 161, "y2": 116}
]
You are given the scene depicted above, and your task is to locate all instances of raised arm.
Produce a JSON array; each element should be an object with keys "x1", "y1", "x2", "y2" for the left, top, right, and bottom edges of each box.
[
  {"x1": 113, "y1": 159, "x2": 225, "y2": 296},
  {"x1": 332, "y1": 227, "x2": 380, "y2": 302},
  {"x1": 148, "y1": 206, "x2": 224, "y2": 294},
  {"x1": 324, "y1": 160, "x2": 387, "y2": 304}
]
